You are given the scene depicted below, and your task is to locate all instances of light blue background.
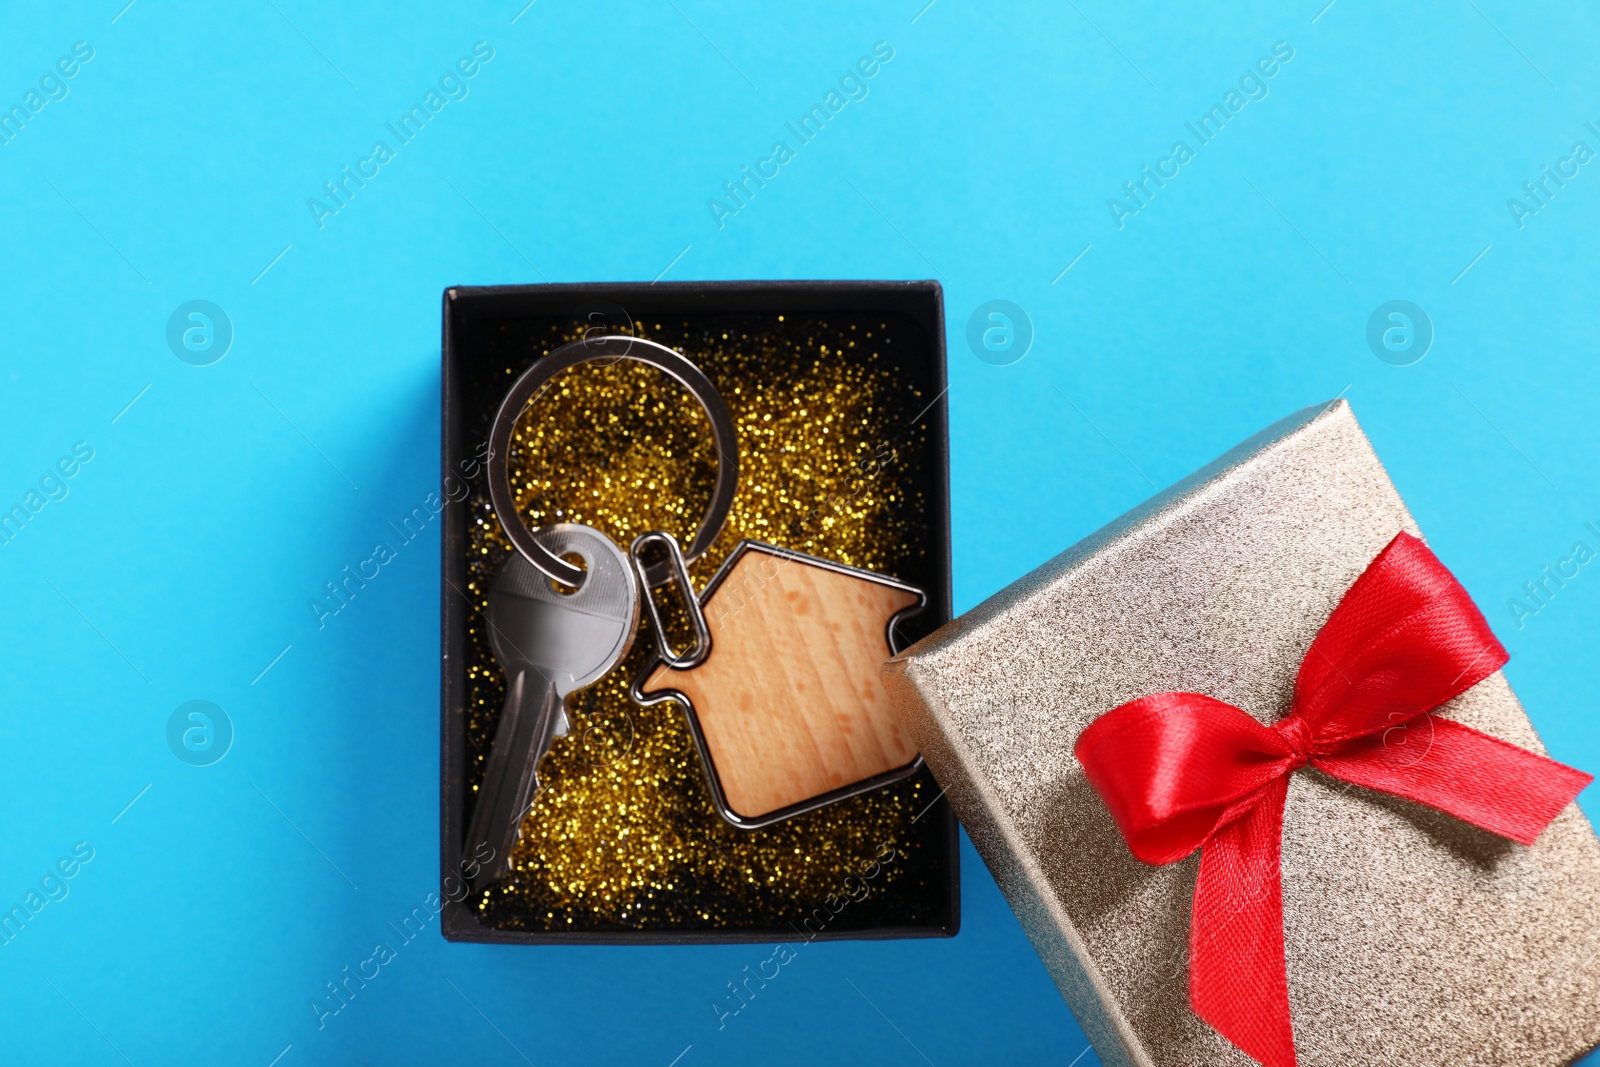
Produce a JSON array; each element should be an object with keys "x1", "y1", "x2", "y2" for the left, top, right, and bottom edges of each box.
[{"x1": 2, "y1": 1, "x2": 1596, "y2": 1064}]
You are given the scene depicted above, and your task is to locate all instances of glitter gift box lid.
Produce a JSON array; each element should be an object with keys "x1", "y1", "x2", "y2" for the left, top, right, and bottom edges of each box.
[{"x1": 884, "y1": 399, "x2": 1600, "y2": 1066}]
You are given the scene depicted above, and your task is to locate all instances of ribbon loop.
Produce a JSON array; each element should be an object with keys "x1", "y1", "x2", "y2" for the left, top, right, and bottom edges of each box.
[
  {"x1": 1074, "y1": 532, "x2": 1592, "y2": 1067},
  {"x1": 1291, "y1": 532, "x2": 1508, "y2": 742}
]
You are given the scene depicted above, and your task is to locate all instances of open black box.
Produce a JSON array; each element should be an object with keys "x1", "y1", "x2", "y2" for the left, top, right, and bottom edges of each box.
[{"x1": 440, "y1": 281, "x2": 958, "y2": 944}]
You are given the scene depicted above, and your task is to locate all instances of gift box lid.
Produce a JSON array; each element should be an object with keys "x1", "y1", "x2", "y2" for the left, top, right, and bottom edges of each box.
[{"x1": 884, "y1": 399, "x2": 1600, "y2": 1066}]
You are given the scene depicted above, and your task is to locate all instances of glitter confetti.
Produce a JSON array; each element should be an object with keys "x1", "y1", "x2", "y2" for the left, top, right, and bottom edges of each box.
[{"x1": 460, "y1": 312, "x2": 945, "y2": 932}]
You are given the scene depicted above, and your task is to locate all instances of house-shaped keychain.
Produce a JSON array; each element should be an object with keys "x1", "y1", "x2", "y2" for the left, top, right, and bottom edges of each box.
[{"x1": 636, "y1": 540, "x2": 926, "y2": 828}]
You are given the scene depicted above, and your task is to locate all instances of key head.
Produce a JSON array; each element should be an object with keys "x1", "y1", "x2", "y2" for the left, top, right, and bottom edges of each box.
[{"x1": 488, "y1": 523, "x2": 639, "y2": 698}]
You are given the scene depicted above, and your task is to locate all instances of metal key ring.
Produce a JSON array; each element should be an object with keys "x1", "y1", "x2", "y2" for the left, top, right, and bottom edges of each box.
[{"x1": 487, "y1": 335, "x2": 739, "y2": 589}]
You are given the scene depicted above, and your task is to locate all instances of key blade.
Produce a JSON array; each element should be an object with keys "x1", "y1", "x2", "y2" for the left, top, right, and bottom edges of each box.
[
  {"x1": 509, "y1": 686, "x2": 569, "y2": 838},
  {"x1": 463, "y1": 669, "x2": 560, "y2": 888}
]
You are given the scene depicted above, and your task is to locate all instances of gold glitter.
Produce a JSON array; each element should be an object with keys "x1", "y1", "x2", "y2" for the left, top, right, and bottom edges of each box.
[{"x1": 461, "y1": 314, "x2": 940, "y2": 932}]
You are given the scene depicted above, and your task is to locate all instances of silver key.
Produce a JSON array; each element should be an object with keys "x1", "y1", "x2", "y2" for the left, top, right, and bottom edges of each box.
[{"x1": 465, "y1": 523, "x2": 639, "y2": 886}]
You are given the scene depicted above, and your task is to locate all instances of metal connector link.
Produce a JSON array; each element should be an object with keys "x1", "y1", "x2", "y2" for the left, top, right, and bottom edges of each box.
[{"x1": 629, "y1": 530, "x2": 711, "y2": 670}]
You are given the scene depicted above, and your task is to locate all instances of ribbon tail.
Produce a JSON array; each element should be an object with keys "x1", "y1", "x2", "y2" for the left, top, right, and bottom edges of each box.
[
  {"x1": 1315, "y1": 716, "x2": 1593, "y2": 846},
  {"x1": 1191, "y1": 776, "x2": 1297, "y2": 1067}
]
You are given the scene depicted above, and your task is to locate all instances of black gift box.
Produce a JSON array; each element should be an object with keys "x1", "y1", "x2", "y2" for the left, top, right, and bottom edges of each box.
[{"x1": 439, "y1": 280, "x2": 958, "y2": 944}]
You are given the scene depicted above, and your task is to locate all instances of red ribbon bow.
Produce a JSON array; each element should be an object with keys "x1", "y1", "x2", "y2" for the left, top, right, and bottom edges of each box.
[{"x1": 1074, "y1": 532, "x2": 1592, "y2": 1067}]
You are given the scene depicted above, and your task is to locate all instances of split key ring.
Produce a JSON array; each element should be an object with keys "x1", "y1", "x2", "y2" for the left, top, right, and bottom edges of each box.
[{"x1": 486, "y1": 335, "x2": 740, "y2": 590}]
